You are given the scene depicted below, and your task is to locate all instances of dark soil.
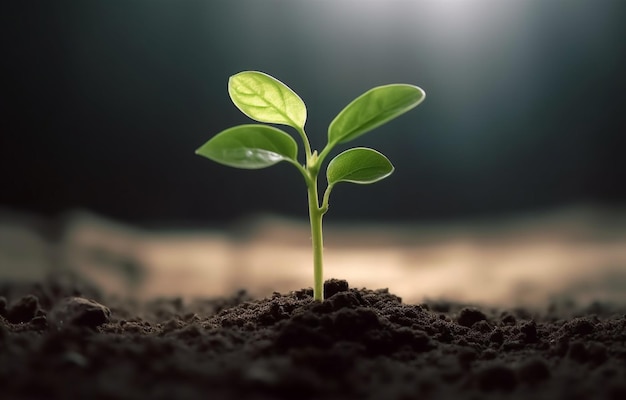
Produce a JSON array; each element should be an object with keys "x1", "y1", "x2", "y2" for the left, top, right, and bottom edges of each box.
[{"x1": 1, "y1": 276, "x2": 625, "y2": 400}]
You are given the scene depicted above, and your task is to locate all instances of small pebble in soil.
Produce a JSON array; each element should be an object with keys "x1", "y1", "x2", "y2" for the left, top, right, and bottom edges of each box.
[
  {"x1": 323, "y1": 279, "x2": 349, "y2": 298},
  {"x1": 7, "y1": 294, "x2": 41, "y2": 324},
  {"x1": 48, "y1": 297, "x2": 111, "y2": 329},
  {"x1": 457, "y1": 308, "x2": 487, "y2": 328}
]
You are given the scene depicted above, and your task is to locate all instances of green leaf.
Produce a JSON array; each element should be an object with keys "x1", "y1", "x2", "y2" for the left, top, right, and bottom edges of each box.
[
  {"x1": 326, "y1": 147, "x2": 394, "y2": 185},
  {"x1": 328, "y1": 84, "x2": 425, "y2": 145},
  {"x1": 228, "y1": 71, "x2": 307, "y2": 130},
  {"x1": 195, "y1": 124, "x2": 298, "y2": 169}
]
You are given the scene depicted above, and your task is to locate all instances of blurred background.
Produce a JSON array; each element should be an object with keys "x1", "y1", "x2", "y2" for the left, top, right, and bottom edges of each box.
[{"x1": 1, "y1": 0, "x2": 625, "y2": 307}]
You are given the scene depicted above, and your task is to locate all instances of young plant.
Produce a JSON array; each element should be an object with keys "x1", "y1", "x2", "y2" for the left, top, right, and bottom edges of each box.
[{"x1": 196, "y1": 71, "x2": 425, "y2": 301}]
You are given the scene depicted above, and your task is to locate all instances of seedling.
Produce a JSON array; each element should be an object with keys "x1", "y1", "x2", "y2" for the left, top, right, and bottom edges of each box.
[{"x1": 196, "y1": 71, "x2": 425, "y2": 301}]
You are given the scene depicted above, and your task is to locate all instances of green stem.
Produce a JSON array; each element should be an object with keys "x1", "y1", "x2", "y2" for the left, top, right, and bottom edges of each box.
[
  {"x1": 307, "y1": 174, "x2": 325, "y2": 301},
  {"x1": 316, "y1": 140, "x2": 337, "y2": 167}
]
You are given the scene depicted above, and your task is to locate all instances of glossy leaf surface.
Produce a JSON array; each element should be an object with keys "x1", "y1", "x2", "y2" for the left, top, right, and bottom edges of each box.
[
  {"x1": 327, "y1": 147, "x2": 394, "y2": 185},
  {"x1": 195, "y1": 124, "x2": 297, "y2": 169},
  {"x1": 328, "y1": 84, "x2": 425, "y2": 145},
  {"x1": 228, "y1": 71, "x2": 306, "y2": 130}
]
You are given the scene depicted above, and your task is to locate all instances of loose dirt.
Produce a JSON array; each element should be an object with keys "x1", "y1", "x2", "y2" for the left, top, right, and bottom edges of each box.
[{"x1": 1, "y1": 276, "x2": 625, "y2": 399}]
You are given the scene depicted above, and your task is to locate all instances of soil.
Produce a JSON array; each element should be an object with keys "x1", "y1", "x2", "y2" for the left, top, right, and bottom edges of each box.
[{"x1": 1, "y1": 275, "x2": 625, "y2": 400}]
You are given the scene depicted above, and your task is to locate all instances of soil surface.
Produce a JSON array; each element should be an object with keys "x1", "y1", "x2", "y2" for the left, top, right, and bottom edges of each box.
[{"x1": 1, "y1": 275, "x2": 625, "y2": 400}]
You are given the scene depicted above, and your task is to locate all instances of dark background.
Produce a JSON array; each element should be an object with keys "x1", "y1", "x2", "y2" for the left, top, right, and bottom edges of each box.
[{"x1": 2, "y1": 0, "x2": 625, "y2": 226}]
